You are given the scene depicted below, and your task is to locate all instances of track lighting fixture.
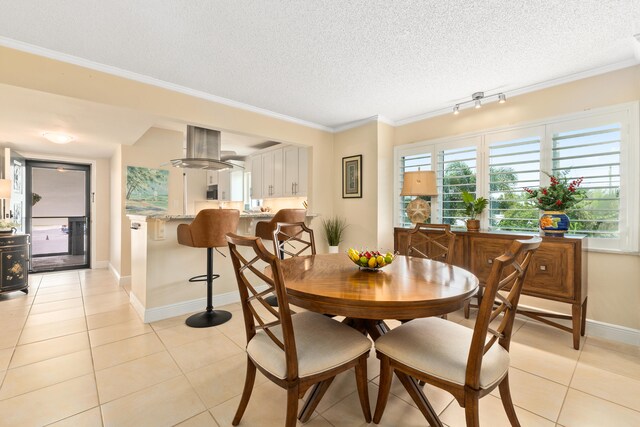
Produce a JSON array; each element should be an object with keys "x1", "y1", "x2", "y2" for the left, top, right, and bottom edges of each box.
[{"x1": 452, "y1": 91, "x2": 506, "y2": 114}]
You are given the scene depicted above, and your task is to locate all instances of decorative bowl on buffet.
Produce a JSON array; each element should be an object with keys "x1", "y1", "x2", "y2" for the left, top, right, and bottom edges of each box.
[{"x1": 347, "y1": 248, "x2": 395, "y2": 271}]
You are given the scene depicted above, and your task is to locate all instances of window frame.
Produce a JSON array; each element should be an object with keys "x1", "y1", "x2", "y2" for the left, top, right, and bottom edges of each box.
[{"x1": 394, "y1": 102, "x2": 640, "y2": 254}]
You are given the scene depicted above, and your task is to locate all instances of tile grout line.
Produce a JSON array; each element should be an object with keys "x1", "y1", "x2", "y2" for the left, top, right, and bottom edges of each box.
[{"x1": 79, "y1": 270, "x2": 107, "y2": 427}]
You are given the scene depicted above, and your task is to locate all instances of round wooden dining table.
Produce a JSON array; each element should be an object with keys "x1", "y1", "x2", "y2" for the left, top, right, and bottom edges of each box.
[
  {"x1": 278, "y1": 253, "x2": 479, "y2": 426},
  {"x1": 279, "y1": 252, "x2": 479, "y2": 322}
]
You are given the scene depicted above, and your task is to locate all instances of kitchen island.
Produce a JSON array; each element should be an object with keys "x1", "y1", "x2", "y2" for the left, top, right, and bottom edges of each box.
[{"x1": 128, "y1": 211, "x2": 316, "y2": 323}]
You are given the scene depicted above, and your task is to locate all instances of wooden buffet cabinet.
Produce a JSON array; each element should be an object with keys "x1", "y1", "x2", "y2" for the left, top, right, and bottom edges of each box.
[{"x1": 394, "y1": 228, "x2": 587, "y2": 349}]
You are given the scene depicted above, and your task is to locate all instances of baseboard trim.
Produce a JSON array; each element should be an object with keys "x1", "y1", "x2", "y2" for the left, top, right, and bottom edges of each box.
[
  {"x1": 107, "y1": 263, "x2": 131, "y2": 287},
  {"x1": 585, "y1": 319, "x2": 640, "y2": 347},
  {"x1": 516, "y1": 303, "x2": 640, "y2": 347},
  {"x1": 130, "y1": 285, "x2": 268, "y2": 323}
]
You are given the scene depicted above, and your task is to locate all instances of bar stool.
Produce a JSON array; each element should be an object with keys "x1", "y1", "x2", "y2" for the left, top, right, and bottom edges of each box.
[
  {"x1": 255, "y1": 209, "x2": 306, "y2": 306},
  {"x1": 177, "y1": 209, "x2": 240, "y2": 328}
]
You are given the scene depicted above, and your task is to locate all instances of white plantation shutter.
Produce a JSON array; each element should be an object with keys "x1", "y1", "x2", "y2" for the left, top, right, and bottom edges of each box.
[
  {"x1": 437, "y1": 143, "x2": 478, "y2": 227},
  {"x1": 487, "y1": 129, "x2": 543, "y2": 232},
  {"x1": 550, "y1": 123, "x2": 621, "y2": 238}
]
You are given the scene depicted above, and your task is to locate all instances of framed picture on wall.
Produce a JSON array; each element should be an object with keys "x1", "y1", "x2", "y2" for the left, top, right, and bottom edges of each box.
[{"x1": 342, "y1": 155, "x2": 362, "y2": 198}]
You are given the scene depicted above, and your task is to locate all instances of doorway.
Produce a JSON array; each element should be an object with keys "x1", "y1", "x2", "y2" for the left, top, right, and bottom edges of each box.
[{"x1": 26, "y1": 161, "x2": 91, "y2": 272}]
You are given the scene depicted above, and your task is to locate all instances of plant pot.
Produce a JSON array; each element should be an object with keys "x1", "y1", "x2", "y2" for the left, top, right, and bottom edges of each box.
[
  {"x1": 328, "y1": 245, "x2": 339, "y2": 254},
  {"x1": 466, "y1": 219, "x2": 480, "y2": 232},
  {"x1": 539, "y1": 211, "x2": 569, "y2": 236}
]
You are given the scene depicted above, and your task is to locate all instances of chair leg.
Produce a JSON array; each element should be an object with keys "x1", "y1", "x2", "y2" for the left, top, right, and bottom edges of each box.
[
  {"x1": 354, "y1": 354, "x2": 372, "y2": 423},
  {"x1": 232, "y1": 357, "x2": 257, "y2": 426},
  {"x1": 285, "y1": 386, "x2": 299, "y2": 427},
  {"x1": 373, "y1": 355, "x2": 393, "y2": 424},
  {"x1": 464, "y1": 394, "x2": 480, "y2": 427},
  {"x1": 498, "y1": 374, "x2": 521, "y2": 427}
]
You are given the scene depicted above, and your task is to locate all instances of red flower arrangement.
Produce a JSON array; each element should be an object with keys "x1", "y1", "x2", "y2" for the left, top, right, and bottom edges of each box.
[{"x1": 524, "y1": 172, "x2": 586, "y2": 211}]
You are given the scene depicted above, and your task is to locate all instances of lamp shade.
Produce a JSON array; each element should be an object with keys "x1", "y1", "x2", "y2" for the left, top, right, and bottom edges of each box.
[
  {"x1": 0, "y1": 179, "x2": 11, "y2": 199},
  {"x1": 400, "y1": 171, "x2": 437, "y2": 196}
]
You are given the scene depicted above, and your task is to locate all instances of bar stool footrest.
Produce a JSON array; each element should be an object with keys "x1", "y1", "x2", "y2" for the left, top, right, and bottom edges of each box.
[{"x1": 188, "y1": 274, "x2": 221, "y2": 283}]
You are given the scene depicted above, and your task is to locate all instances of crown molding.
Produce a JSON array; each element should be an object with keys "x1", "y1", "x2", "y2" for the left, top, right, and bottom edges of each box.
[
  {"x1": 0, "y1": 37, "x2": 333, "y2": 133},
  {"x1": 394, "y1": 58, "x2": 640, "y2": 127},
  {"x1": 332, "y1": 115, "x2": 397, "y2": 133}
]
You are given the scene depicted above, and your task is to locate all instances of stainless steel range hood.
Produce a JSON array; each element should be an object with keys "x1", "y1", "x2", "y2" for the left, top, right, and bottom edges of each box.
[{"x1": 170, "y1": 125, "x2": 236, "y2": 170}]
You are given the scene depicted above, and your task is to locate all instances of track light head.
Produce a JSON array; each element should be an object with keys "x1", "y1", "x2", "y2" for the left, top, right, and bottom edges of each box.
[
  {"x1": 453, "y1": 105, "x2": 460, "y2": 115},
  {"x1": 498, "y1": 93, "x2": 506, "y2": 103}
]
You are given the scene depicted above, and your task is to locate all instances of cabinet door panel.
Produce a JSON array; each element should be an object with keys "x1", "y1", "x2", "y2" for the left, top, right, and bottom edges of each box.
[
  {"x1": 0, "y1": 247, "x2": 28, "y2": 292},
  {"x1": 524, "y1": 243, "x2": 574, "y2": 300},
  {"x1": 272, "y1": 149, "x2": 283, "y2": 197},
  {"x1": 469, "y1": 237, "x2": 512, "y2": 283},
  {"x1": 218, "y1": 170, "x2": 230, "y2": 201},
  {"x1": 250, "y1": 155, "x2": 262, "y2": 199},
  {"x1": 262, "y1": 151, "x2": 274, "y2": 197},
  {"x1": 283, "y1": 146, "x2": 298, "y2": 197}
]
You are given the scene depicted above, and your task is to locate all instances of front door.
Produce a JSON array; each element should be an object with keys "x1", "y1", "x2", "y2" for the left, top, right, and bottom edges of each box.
[{"x1": 26, "y1": 161, "x2": 91, "y2": 272}]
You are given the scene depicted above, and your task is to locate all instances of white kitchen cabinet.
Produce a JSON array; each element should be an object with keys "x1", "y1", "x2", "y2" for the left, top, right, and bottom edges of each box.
[
  {"x1": 250, "y1": 155, "x2": 263, "y2": 199},
  {"x1": 218, "y1": 169, "x2": 243, "y2": 202},
  {"x1": 262, "y1": 148, "x2": 283, "y2": 198},
  {"x1": 283, "y1": 146, "x2": 308, "y2": 197},
  {"x1": 206, "y1": 170, "x2": 218, "y2": 186}
]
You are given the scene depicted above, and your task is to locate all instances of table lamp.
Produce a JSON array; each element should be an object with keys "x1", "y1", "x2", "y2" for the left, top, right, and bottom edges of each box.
[
  {"x1": 0, "y1": 179, "x2": 11, "y2": 219},
  {"x1": 400, "y1": 171, "x2": 437, "y2": 224}
]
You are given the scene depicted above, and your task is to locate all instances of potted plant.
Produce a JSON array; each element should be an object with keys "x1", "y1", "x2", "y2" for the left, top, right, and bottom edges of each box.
[
  {"x1": 322, "y1": 216, "x2": 348, "y2": 253},
  {"x1": 524, "y1": 172, "x2": 586, "y2": 236},
  {"x1": 461, "y1": 191, "x2": 488, "y2": 232}
]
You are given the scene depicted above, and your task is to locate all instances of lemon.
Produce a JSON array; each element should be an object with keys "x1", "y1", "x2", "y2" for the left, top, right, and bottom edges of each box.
[
  {"x1": 368, "y1": 257, "x2": 377, "y2": 268},
  {"x1": 376, "y1": 255, "x2": 384, "y2": 265}
]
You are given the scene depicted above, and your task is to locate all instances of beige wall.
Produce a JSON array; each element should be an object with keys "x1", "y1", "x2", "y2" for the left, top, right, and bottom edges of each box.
[
  {"x1": 333, "y1": 122, "x2": 379, "y2": 250},
  {"x1": 393, "y1": 65, "x2": 640, "y2": 330},
  {"x1": 120, "y1": 128, "x2": 184, "y2": 277}
]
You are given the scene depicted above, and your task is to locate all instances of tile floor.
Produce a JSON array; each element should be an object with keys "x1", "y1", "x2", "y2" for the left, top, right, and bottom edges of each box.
[{"x1": 0, "y1": 269, "x2": 639, "y2": 426}]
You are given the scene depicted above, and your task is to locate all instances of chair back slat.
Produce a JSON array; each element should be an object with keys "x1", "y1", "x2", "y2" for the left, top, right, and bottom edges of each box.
[
  {"x1": 273, "y1": 222, "x2": 316, "y2": 258},
  {"x1": 227, "y1": 233, "x2": 300, "y2": 379},
  {"x1": 465, "y1": 237, "x2": 541, "y2": 389},
  {"x1": 406, "y1": 223, "x2": 456, "y2": 264}
]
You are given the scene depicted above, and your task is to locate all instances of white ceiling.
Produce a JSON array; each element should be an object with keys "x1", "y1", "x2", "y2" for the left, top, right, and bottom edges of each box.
[{"x1": 0, "y1": 0, "x2": 639, "y2": 149}]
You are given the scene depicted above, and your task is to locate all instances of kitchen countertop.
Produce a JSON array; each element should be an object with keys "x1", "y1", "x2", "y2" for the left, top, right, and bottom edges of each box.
[{"x1": 129, "y1": 211, "x2": 317, "y2": 221}]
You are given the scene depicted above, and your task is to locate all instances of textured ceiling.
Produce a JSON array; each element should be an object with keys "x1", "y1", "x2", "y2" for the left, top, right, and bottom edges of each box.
[{"x1": 1, "y1": 0, "x2": 639, "y2": 129}]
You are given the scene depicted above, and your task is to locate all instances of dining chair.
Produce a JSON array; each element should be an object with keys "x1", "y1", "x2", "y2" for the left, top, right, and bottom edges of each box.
[
  {"x1": 272, "y1": 221, "x2": 316, "y2": 258},
  {"x1": 373, "y1": 237, "x2": 541, "y2": 427},
  {"x1": 226, "y1": 233, "x2": 372, "y2": 427},
  {"x1": 406, "y1": 223, "x2": 456, "y2": 264},
  {"x1": 255, "y1": 208, "x2": 307, "y2": 259},
  {"x1": 405, "y1": 223, "x2": 456, "y2": 321}
]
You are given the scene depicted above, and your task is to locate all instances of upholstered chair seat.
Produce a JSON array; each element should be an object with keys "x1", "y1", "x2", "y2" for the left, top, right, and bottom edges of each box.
[
  {"x1": 375, "y1": 317, "x2": 510, "y2": 389},
  {"x1": 247, "y1": 311, "x2": 371, "y2": 379}
]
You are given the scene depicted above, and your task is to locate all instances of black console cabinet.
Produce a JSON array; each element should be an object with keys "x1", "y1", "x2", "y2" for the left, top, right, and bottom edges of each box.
[{"x1": 0, "y1": 234, "x2": 29, "y2": 295}]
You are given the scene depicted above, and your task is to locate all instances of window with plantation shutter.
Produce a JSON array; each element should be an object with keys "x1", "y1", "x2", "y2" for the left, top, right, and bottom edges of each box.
[
  {"x1": 551, "y1": 123, "x2": 621, "y2": 238},
  {"x1": 437, "y1": 144, "x2": 477, "y2": 227},
  {"x1": 398, "y1": 153, "x2": 432, "y2": 228},
  {"x1": 394, "y1": 102, "x2": 639, "y2": 252},
  {"x1": 487, "y1": 130, "x2": 542, "y2": 233}
]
